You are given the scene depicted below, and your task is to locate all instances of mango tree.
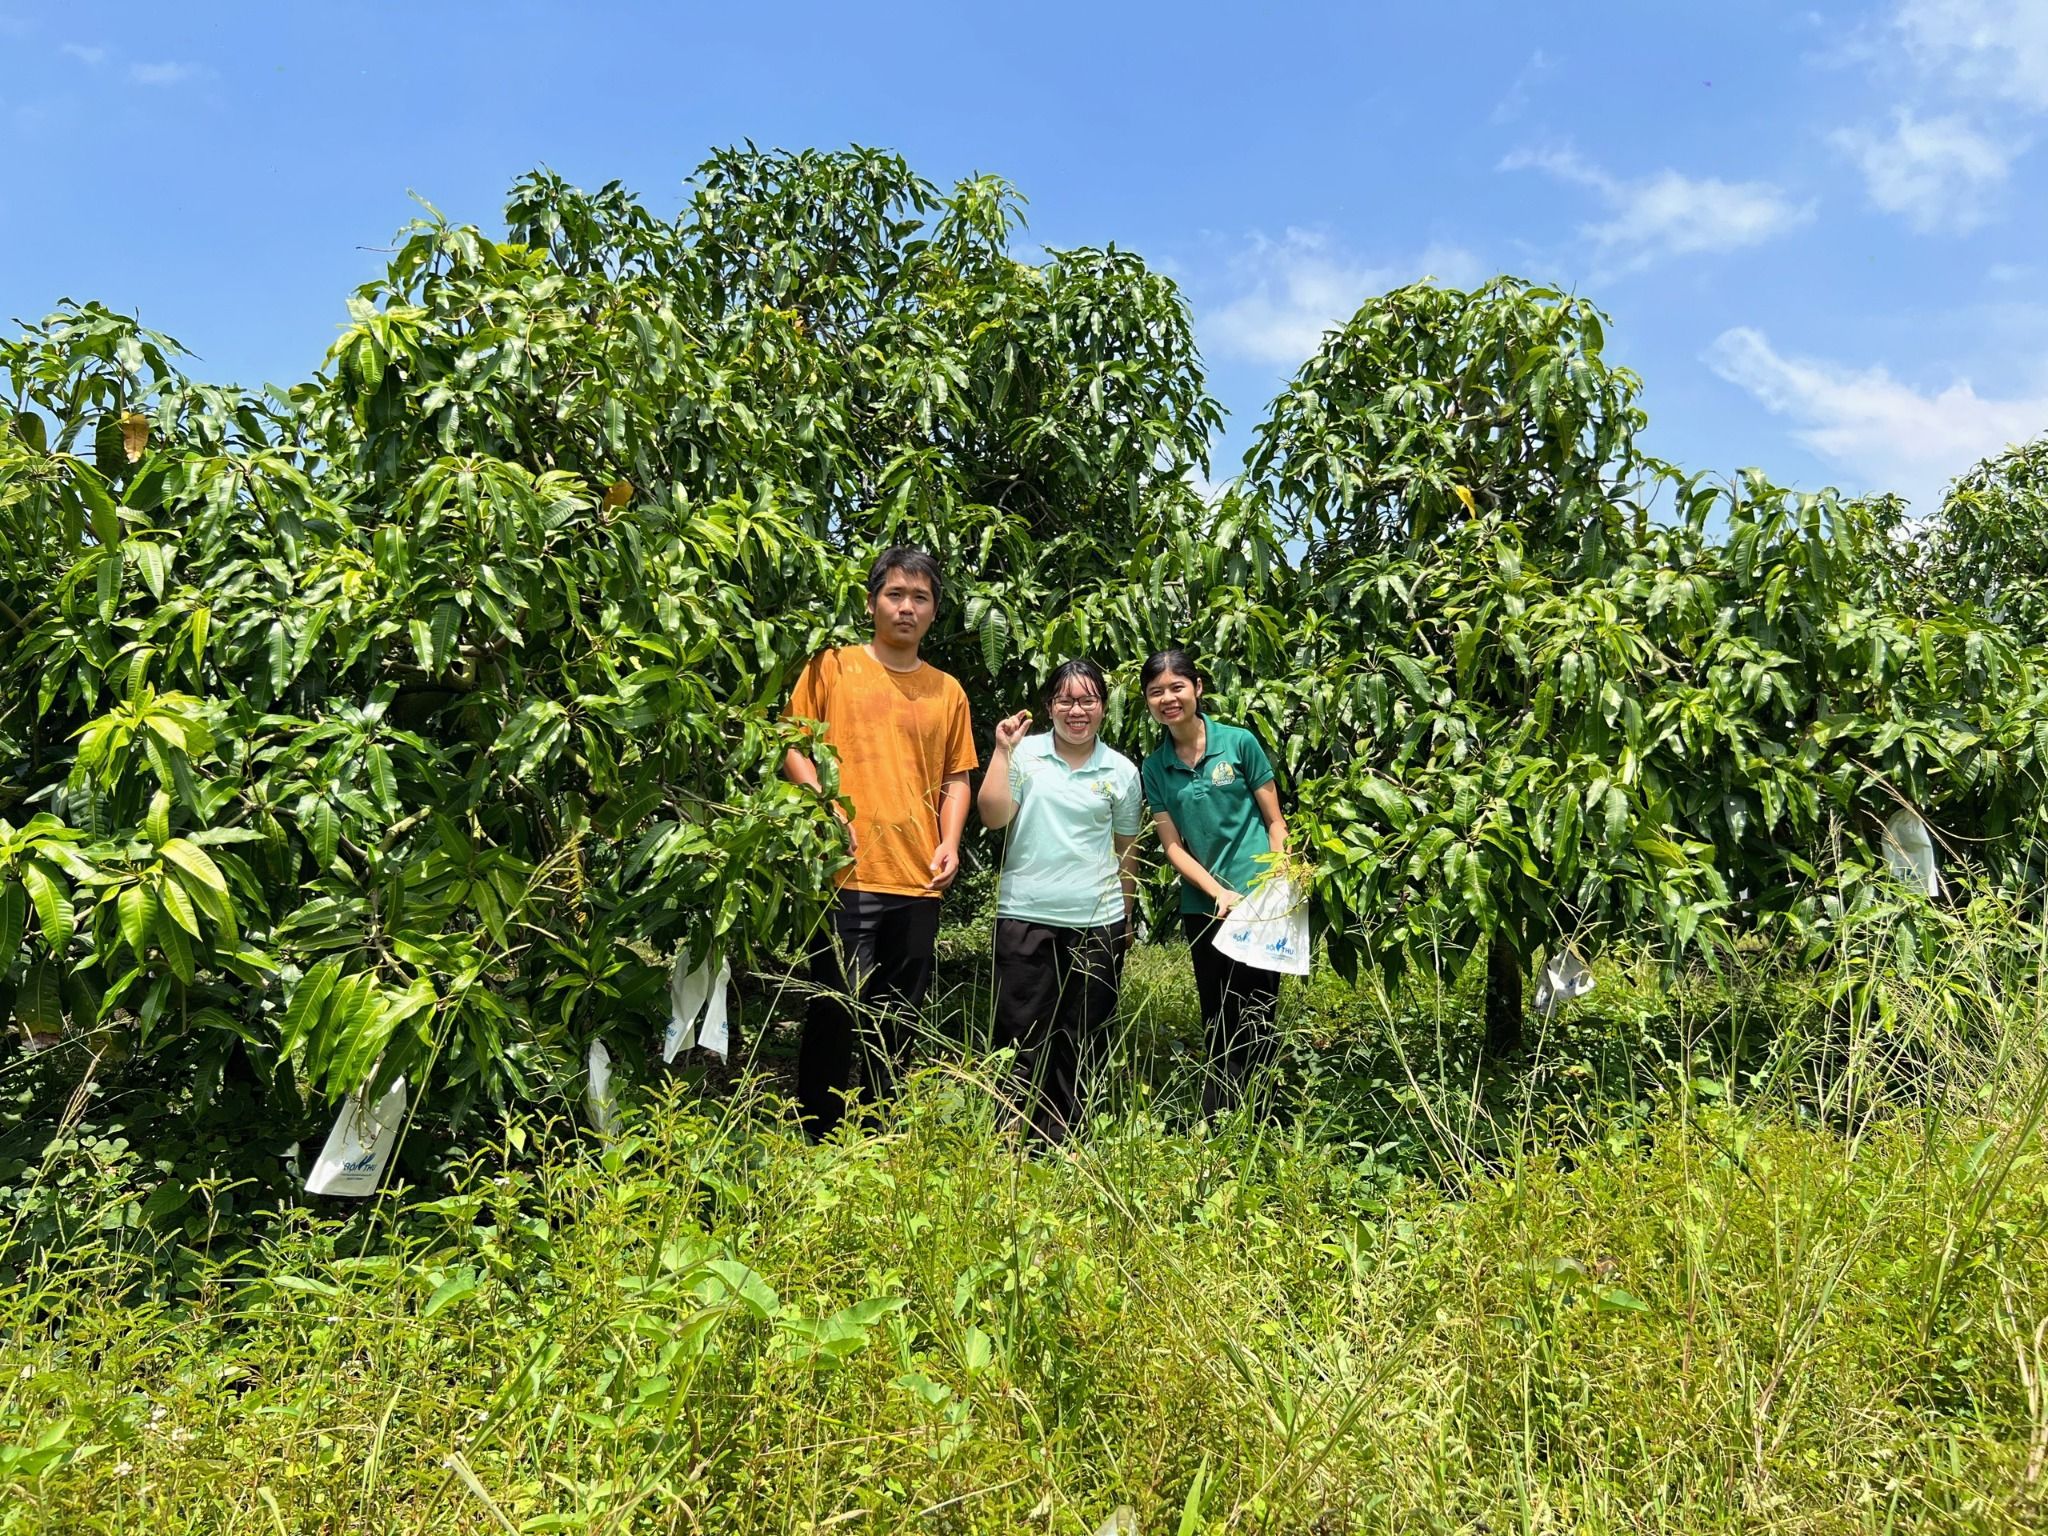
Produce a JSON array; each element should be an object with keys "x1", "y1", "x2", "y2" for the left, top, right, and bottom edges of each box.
[
  {"x1": 0, "y1": 148, "x2": 1229, "y2": 1125},
  {"x1": 1246, "y1": 280, "x2": 2047, "y2": 1053},
  {"x1": 1245, "y1": 278, "x2": 1684, "y2": 1052},
  {"x1": 1931, "y1": 435, "x2": 2048, "y2": 643}
]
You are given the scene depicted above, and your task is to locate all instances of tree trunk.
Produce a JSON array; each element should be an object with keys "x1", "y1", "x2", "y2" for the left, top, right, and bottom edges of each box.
[{"x1": 1484, "y1": 934, "x2": 1524, "y2": 1059}]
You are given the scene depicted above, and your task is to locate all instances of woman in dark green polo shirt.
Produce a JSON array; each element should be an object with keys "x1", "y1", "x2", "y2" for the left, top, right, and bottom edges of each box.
[{"x1": 1137, "y1": 648, "x2": 1291, "y2": 1116}]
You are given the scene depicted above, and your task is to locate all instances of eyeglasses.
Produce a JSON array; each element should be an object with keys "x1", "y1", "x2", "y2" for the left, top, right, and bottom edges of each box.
[{"x1": 1050, "y1": 695, "x2": 1103, "y2": 712}]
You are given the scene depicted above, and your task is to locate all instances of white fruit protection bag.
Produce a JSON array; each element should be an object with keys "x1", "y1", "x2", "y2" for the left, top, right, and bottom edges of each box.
[
  {"x1": 1882, "y1": 808, "x2": 1942, "y2": 898},
  {"x1": 304, "y1": 1075, "x2": 408, "y2": 1197},
  {"x1": 1211, "y1": 876, "x2": 1311, "y2": 976},
  {"x1": 1534, "y1": 950, "x2": 1595, "y2": 1018},
  {"x1": 665, "y1": 950, "x2": 731, "y2": 1062},
  {"x1": 585, "y1": 1039, "x2": 619, "y2": 1134}
]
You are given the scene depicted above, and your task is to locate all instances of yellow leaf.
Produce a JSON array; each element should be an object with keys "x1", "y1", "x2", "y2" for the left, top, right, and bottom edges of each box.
[
  {"x1": 120, "y1": 412, "x2": 149, "y2": 463},
  {"x1": 1453, "y1": 485, "x2": 1479, "y2": 517}
]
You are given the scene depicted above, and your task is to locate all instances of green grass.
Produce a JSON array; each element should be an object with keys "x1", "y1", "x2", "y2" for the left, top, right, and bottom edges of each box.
[{"x1": 6, "y1": 910, "x2": 2048, "y2": 1533}]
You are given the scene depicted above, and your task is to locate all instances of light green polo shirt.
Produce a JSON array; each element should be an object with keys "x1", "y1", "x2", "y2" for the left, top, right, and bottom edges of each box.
[
  {"x1": 995, "y1": 733, "x2": 1143, "y2": 929},
  {"x1": 1140, "y1": 720, "x2": 1277, "y2": 915}
]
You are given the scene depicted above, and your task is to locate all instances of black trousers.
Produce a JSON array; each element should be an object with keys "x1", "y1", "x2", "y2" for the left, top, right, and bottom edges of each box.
[
  {"x1": 1183, "y1": 911, "x2": 1283, "y2": 1116},
  {"x1": 798, "y1": 890, "x2": 942, "y2": 1138},
  {"x1": 992, "y1": 918, "x2": 1124, "y2": 1144}
]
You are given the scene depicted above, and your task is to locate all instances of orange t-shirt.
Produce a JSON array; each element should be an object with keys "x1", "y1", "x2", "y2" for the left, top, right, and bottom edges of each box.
[{"x1": 786, "y1": 646, "x2": 979, "y2": 896}]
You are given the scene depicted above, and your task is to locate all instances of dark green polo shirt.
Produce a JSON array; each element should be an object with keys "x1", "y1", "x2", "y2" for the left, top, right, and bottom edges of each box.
[{"x1": 1140, "y1": 719, "x2": 1277, "y2": 915}]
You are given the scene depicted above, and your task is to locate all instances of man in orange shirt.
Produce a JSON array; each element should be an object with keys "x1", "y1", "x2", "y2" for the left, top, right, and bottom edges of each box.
[{"x1": 782, "y1": 547, "x2": 978, "y2": 1137}]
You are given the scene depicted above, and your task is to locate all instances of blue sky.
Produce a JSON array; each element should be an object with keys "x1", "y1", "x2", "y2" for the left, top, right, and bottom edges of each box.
[{"x1": 3, "y1": 1, "x2": 2045, "y2": 513}]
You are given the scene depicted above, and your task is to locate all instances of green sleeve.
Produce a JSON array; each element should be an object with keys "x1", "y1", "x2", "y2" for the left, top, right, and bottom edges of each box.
[{"x1": 1241, "y1": 730, "x2": 1275, "y2": 792}]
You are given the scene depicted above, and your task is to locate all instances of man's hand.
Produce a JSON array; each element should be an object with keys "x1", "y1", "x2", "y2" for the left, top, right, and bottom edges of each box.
[
  {"x1": 1214, "y1": 888, "x2": 1243, "y2": 918},
  {"x1": 832, "y1": 802, "x2": 858, "y2": 856},
  {"x1": 926, "y1": 841, "x2": 961, "y2": 893},
  {"x1": 993, "y1": 709, "x2": 1031, "y2": 751}
]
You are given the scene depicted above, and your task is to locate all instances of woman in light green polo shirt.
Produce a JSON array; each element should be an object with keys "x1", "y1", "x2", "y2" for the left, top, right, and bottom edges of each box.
[
  {"x1": 977, "y1": 658, "x2": 1143, "y2": 1142},
  {"x1": 1137, "y1": 647, "x2": 1291, "y2": 1116}
]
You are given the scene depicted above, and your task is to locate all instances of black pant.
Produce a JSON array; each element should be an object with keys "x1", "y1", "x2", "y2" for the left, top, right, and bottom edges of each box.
[
  {"x1": 798, "y1": 890, "x2": 942, "y2": 1138},
  {"x1": 992, "y1": 918, "x2": 1124, "y2": 1144},
  {"x1": 1183, "y1": 911, "x2": 1283, "y2": 1116}
]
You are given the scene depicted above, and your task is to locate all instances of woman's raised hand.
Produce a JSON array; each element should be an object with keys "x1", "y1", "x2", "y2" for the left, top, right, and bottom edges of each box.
[{"x1": 994, "y1": 709, "x2": 1032, "y2": 750}]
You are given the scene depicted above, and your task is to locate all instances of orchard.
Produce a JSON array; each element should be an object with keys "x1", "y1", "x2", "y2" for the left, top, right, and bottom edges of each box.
[{"x1": 2, "y1": 146, "x2": 2044, "y2": 1128}]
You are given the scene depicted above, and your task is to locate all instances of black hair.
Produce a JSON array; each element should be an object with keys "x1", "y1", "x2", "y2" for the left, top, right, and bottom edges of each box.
[
  {"x1": 1040, "y1": 658, "x2": 1109, "y2": 714},
  {"x1": 866, "y1": 545, "x2": 942, "y2": 604},
  {"x1": 1139, "y1": 648, "x2": 1203, "y2": 709}
]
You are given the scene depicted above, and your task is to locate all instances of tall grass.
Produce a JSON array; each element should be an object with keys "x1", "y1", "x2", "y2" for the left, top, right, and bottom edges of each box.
[{"x1": 4, "y1": 898, "x2": 2048, "y2": 1532}]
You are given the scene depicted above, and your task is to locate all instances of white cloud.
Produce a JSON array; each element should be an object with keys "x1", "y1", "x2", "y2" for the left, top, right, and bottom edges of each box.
[
  {"x1": 1184, "y1": 466, "x2": 1230, "y2": 506},
  {"x1": 8, "y1": 99, "x2": 55, "y2": 139},
  {"x1": 60, "y1": 43, "x2": 104, "y2": 66},
  {"x1": 1500, "y1": 148, "x2": 1811, "y2": 272},
  {"x1": 1706, "y1": 325, "x2": 2048, "y2": 509},
  {"x1": 1831, "y1": 109, "x2": 2020, "y2": 231},
  {"x1": 1206, "y1": 229, "x2": 1484, "y2": 367},
  {"x1": 1490, "y1": 48, "x2": 1554, "y2": 125},
  {"x1": 1893, "y1": 0, "x2": 2048, "y2": 112},
  {"x1": 1819, "y1": 3, "x2": 2042, "y2": 234},
  {"x1": 128, "y1": 61, "x2": 200, "y2": 87}
]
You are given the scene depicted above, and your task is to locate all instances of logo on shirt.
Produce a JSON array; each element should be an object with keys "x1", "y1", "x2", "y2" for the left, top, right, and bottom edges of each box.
[{"x1": 1209, "y1": 761, "x2": 1237, "y2": 786}]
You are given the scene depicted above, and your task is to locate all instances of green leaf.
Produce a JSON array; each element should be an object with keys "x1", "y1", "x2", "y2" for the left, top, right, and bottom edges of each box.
[
  {"x1": 18, "y1": 956, "x2": 64, "y2": 1031},
  {"x1": 10, "y1": 407, "x2": 48, "y2": 452},
  {"x1": 0, "y1": 881, "x2": 25, "y2": 963},
  {"x1": 153, "y1": 907, "x2": 195, "y2": 982},
  {"x1": 268, "y1": 620, "x2": 290, "y2": 696},
  {"x1": 354, "y1": 331, "x2": 385, "y2": 394},
  {"x1": 325, "y1": 974, "x2": 396, "y2": 1093},
  {"x1": 133, "y1": 541, "x2": 170, "y2": 600},
  {"x1": 117, "y1": 883, "x2": 159, "y2": 957},
  {"x1": 1602, "y1": 786, "x2": 1628, "y2": 845},
  {"x1": 17, "y1": 861, "x2": 73, "y2": 951},
  {"x1": 700, "y1": 1259, "x2": 778, "y2": 1320},
  {"x1": 280, "y1": 961, "x2": 340, "y2": 1055},
  {"x1": 73, "y1": 464, "x2": 122, "y2": 547},
  {"x1": 1177, "y1": 1453, "x2": 1212, "y2": 1536},
  {"x1": 271, "y1": 1274, "x2": 342, "y2": 1298},
  {"x1": 961, "y1": 1325, "x2": 995, "y2": 1373},
  {"x1": 158, "y1": 838, "x2": 228, "y2": 895},
  {"x1": 95, "y1": 548, "x2": 120, "y2": 619},
  {"x1": 145, "y1": 790, "x2": 172, "y2": 848},
  {"x1": 176, "y1": 864, "x2": 236, "y2": 937},
  {"x1": 1594, "y1": 1285, "x2": 1652, "y2": 1315},
  {"x1": 1634, "y1": 835, "x2": 1686, "y2": 869},
  {"x1": 382, "y1": 973, "x2": 438, "y2": 1032},
  {"x1": 422, "y1": 1270, "x2": 480, "y2": 1318},
  {"x1": 892, "y1": 1370, "x2": 952, "y2": 1408},
  {"x1": 366, "y1": 745, "x2": 398, "y2": 815},
  {"x1": 300, "y1": 796, "x2": 339, "y2": 870},
  {"x1": 979, "y1": 606, "x2": 1009, "y2": 672},
  {"x1": 1357, "y1": 776, "x2": 1413, "y2": 830},
  {"x1": 778, "y1": 1295, "x2": 908, "y2": 1367},
  {"x1": 429, "y1": 602, "x2": 459, "y2": 672},
  {"x1": 158, "y1": 874, "x2": 203, "y2": 937}
]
